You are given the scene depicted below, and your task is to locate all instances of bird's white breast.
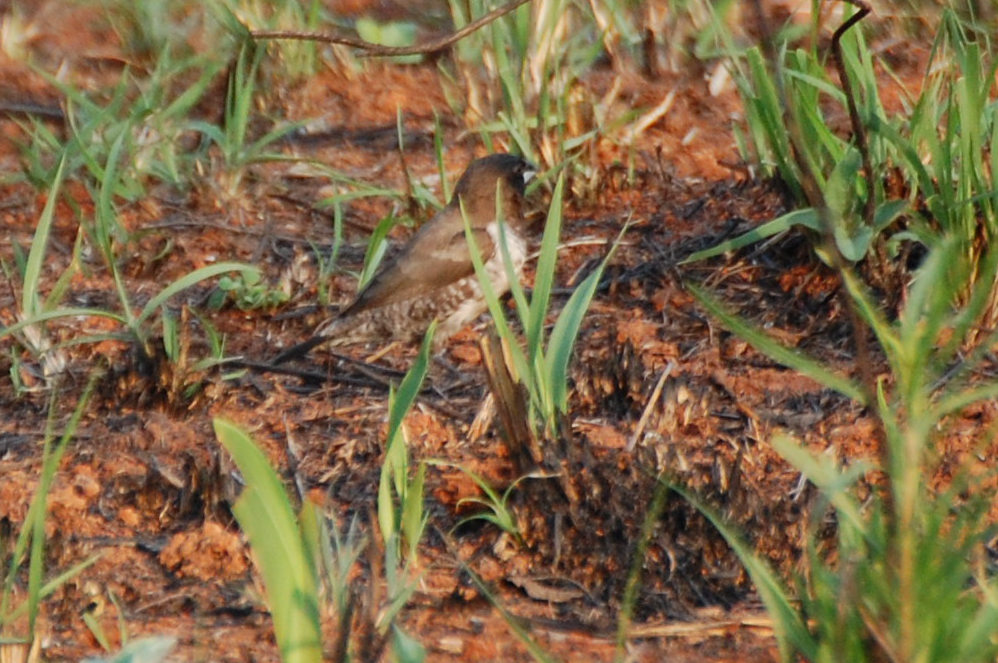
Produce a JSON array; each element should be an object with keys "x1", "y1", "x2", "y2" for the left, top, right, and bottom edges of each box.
[{"x1": 437, "y1": 221, "x2": 526, "y2": 340}]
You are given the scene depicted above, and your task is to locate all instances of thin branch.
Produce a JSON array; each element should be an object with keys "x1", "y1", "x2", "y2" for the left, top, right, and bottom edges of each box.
[
  {"x1": 831, "y1": 0, "x2": 874, "y2": 228},
  {"x1": 250, "y1": 0, "x2": 533, "y2": 58},
  {"x1": 748, "y1": 1, "x2": 882, "y2": 448}
]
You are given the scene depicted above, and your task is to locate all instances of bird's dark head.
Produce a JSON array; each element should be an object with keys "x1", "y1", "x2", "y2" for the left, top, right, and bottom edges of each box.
[{"x1": 450, "y1": 154, "x2": 536, "y2": 219}]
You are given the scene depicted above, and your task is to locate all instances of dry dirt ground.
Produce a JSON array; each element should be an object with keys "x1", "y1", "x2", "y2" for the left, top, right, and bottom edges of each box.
[{"x1": 1, "y1": 2, "x2": 990, "y2": 662}]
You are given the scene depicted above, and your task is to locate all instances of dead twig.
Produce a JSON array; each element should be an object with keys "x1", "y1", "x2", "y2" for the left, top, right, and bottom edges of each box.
[
  {"x1": 250, "y1": 0, "x2": 533, "y2": 58},
  {"x1": 226, "y1": 357, "x2": 395, "y2": 389},
  {"x1": 228, "y1": 355, "x2": 465, "y2": 418},
  {"x1": 627, "y1": 361, "x2": 675, "y2": 451},
  {"x1": 830, "y1": 1, "x2": 874, "y2": 229},
  {"x1": 479, "y1": 331, "x2": 539, "y2": 472},
  {"x1": 0, "y1": 102, "x2": 65, "y2": 121}
]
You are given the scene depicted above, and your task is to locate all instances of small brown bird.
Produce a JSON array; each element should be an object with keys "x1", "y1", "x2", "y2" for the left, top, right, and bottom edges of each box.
[{"x1": 273, "y1": 153, "x2": 536, "y2": 363}]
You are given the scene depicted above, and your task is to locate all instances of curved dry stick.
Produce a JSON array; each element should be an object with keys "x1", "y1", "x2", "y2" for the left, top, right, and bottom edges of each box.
[
  {"x1": 831, "y1": 0, "x2": 874, "y2": 227},
  {"x1": 250, "y1": 0, "x2": 533, "y2": 57},
  {"x1": 748, "y1": 1, "x2": 882, "y2": 435}
]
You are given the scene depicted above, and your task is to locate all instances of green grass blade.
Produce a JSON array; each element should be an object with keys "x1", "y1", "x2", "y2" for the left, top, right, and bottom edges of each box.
[
  {"x1": 387, "y1": 320, "x2": 434, "y2": 436},
  {"x1": 544, "y1": 224, "x2": 626, "y2": 416},
  {"x1": 357, "y1": 214, "x2": 398, "y2": 290},
  {"x1": 771, "y1": 435, "x2": 871, "y2": 539},
  {"x1": 213, "y1": 419, "x2": 321, "y2": 663},
  {"x1": 543, "y1": 260, "x2": 602, "y2": 416},
  {"x1": 42, "y1": 226, "x2": 84, "y2": 312},
  {"x1": 4, "y1": 552, "x2": 100, "y2": 626},
  {"x1": 22, "y1": 153, "x2": 68, "y2": 318},
  {"x1": 136, "y1": 263, "x2": 259, "y2": 326},
  {"x1": 836, "y1": 268, "x2": 903, "y2": 369},
  {"x1": 391, "y1": 625, "x2": 427, "y2": 663},
  {"x1": 402, "y1": 462, "x2": 427, "y2": 561},
  {"x1": 7, "y1": 371, "x2": 98, "y2": 634},
  {"x1": 455, "y1": 561, "x2": 559, "y2": 663},
  {"x1": 379, "y1": 323, "x2": 434, "y2": 547},
  {"x1": 689, "y1": 283, "x2": 867, "y2": 404},
  {"x1": 526, "y1": 173, "x2": 564, "y2": 357},
  {"x1": 0, "y1": 308, "x2": 129, "y2": 341},
  {"x1": 933, "y1": 381, "x2": 998, "y2": 421},
  {"x1": 462, "y1": 200, "x2": 530, "y2": 379},
  {"x1": 668, "y1": 482, "x2": 815, "y2": 662},
  {"x1": 682, "y1": 208, "x2": 821, "y2": 264}
]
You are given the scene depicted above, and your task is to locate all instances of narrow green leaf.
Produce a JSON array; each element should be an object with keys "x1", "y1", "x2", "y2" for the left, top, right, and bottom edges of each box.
[
  {"x1": 136, "y1": 263, "x2": 258, "y2": 326},
  {"x1": 527, "y1": 173, "x2": 564, "y2": 357},
  {"x1": 81, "y1": 635, "x2": 177, "y2": 663},
  {"x1": 544, "y1": 262, "x2": 602, "y2": 415},
  {"x1": 771, "y1": 435, "x2": 870, "y2": 537},
  {"x1": 402, "y1": 463, "x2": 427, "y2": 559},
  {"x1": 379, "y1": 323, "x2": 434, "y2": 547},
  {"x1": 0, "y1": 308, "x2": 129, "y2": 341},
  {"x1": 9, "y1": 370, "x2": 99, "y2": 634},
  {"x1": 392, "y1": 625, "x2": 427, "y2": 663},
  {"x1": 207, "y1": 1, "x2": 251, "y2": 40},
  {"x1": 682, "y1": 208, "x2": 821, "y2": 264},
  {"x1": 689, "y1": 283, "x2": 867, "y2": 404},
  {"x1": 669, "y1": 482, "x2": 815, "y2": 662},
  {"x1": 161, "y1": 310, "x2": 179, "y2": 362},
  {"x1": 22, "y1": 153, "x2": 68, "y2": 318},
  {"x1": 358, "y1": 215, "x2": 398, "y2": 289},
  {"x1": 873, "y1": 199, "x2": 908, "y2": 232},
  {"x1": 378, "y1": 423, "x2": 397, "y2": 544},
  {"x1": 377, "y1": 472, "x2": 397, "y2": 547},
  {"x1": 43, "y1": 226, "x2": 85, "y2": 311},
  {"x1": 545, "y1": 225, "x2": 627, "y2": 415},
  {"x1": 213, "y1": 419, "x2": 321, "y2": 663},
  {"x1": 826, "y1": 147, "x2": 866, "y2": 261},
  {"x1": 462, "y1": 200, "x2": 530, "y2": 382},
  {"x1": 387, "y1": 320, "x2": 435, "y2": 437}
]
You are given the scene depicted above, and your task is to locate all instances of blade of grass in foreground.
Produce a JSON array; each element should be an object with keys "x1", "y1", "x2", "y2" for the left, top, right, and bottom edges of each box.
[
  {"x1": 80, "y1": 635, "x2": 177, "y2": 663},
  {"x1": 21, "y1": 153, "x2": 68, "y2": 320},
  {"x1": 667, "y1": 482, "x2": 815, "y2": 662},
  {"x1": 0, "y1": 308, "x2": 129, "y2": 341},
  {"x1": 214, "y1": 419, "x2": 321, "y2": 663},
  {"x1": 688, "y1": 283, "x2": 867, "y2": 405},
  {"x1": 135, "y1": 263, "x2": 260, "y2": 326},
  {"x1": 2, "y1": 370, "x2": 100, "y2": 637},
  {"x1": 525, "y1": 174, "x2": 564, "y2": 357},
  {"x1": 379, "y1": 321, "x2": 434, "y2": 555},
  {"x1": 544, "y1": 222, "x2": 627, "y2": 417}
]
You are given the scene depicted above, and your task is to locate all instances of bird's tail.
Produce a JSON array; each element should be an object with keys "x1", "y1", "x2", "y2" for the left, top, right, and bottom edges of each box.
[{"x1": 270, "y1": 335, "x2": 327, "y2": 365}]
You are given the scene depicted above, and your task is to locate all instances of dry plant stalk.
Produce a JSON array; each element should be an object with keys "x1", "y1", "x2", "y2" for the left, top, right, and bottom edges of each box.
[{"x1": 250, "y1": 0, "x2": 533, "y2": 58}]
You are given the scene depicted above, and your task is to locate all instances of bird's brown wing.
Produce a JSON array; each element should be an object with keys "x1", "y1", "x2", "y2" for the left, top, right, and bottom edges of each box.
[{"x1": 341, "y1": 208, "x2": 495, "y2": 316}]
